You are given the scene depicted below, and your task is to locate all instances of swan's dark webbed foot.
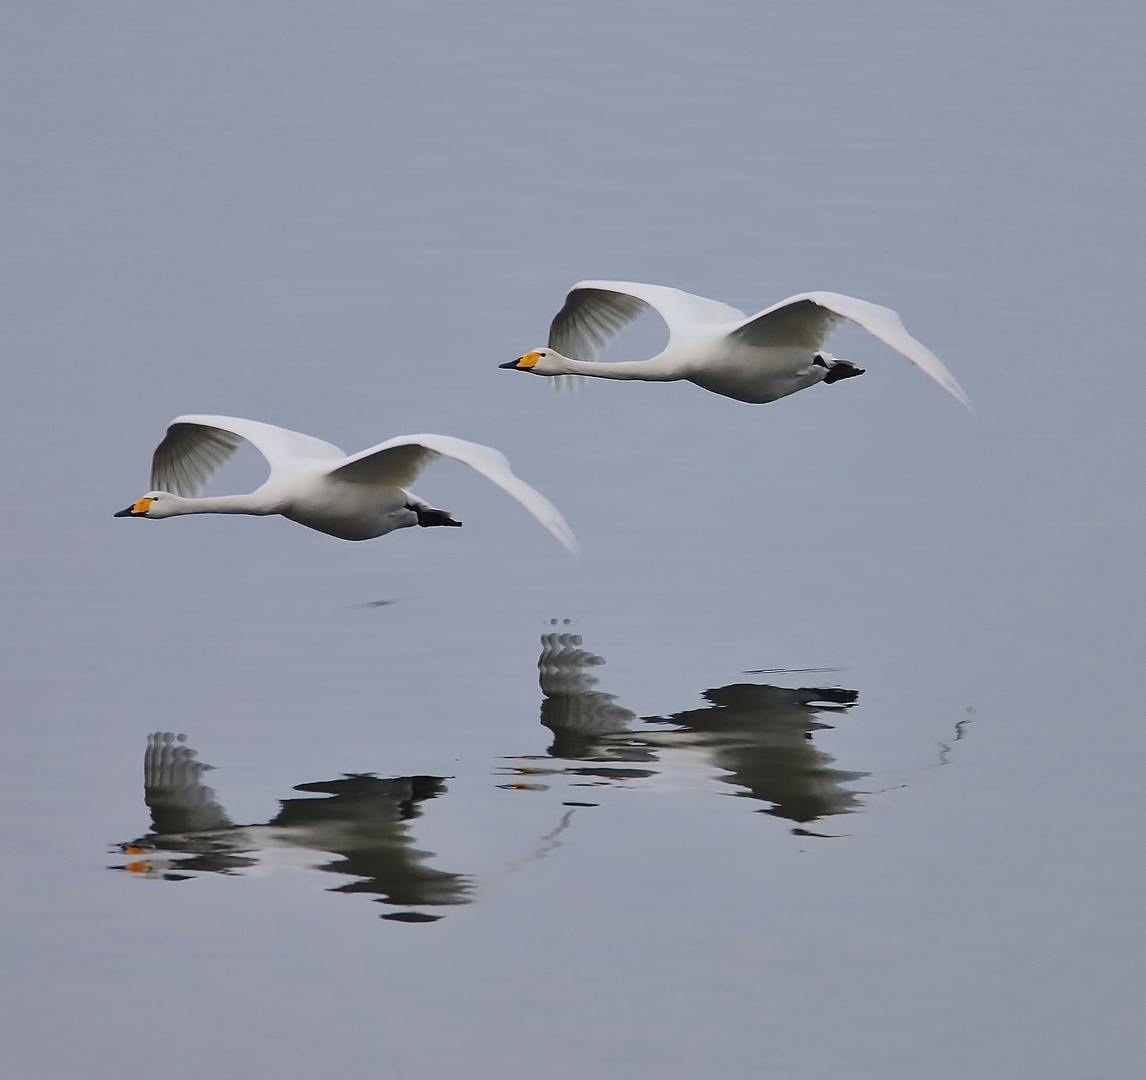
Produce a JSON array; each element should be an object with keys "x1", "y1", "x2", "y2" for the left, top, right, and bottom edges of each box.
[
  {"x1": 414, "y1": 507, "x2": 462, "y2": 528},
  {"x1": 823, "y1": 363, "x2": 864, "y2": 384},
  {"x1": 814, "y1": 354, "x2": 866, "y2": 384}
]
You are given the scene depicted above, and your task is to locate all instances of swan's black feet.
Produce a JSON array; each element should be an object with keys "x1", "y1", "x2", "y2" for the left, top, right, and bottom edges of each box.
[
  {"x1": 414, "y1": 507, "x2": 462, "y2": 528},
  {"x1": 801, "y1": 687, "x2": 859, "y2": 706},
  {"x1": 822, "y1": 361, "x2": 865, "y2": 384}
]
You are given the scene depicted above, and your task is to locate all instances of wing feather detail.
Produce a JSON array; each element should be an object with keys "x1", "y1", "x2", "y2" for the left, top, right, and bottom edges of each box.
[
  {"x1": 548, "y1": 281, "x2": 747, "y2": 362},
  {"x1": 730, "y1": 291, "x2": 972, "y2": 410},
  {"x1": 728, "y1": 298, "x2": 840, "y2": 350},
  {"x1": 548, "y1": 288, "x2": 649, "y2": 362},
  {"x1": 151, "y1": 424, "x2": 243, "y2": 497},
  {"x1": 332, "y1": 443, "x2": 440, "y2": 488},
  {"x1": 149, "y1": 414, "x2": 347, "y2": 497},
  {"x1": 143, "y1": 732, "x2": 234, "y2": 835},
  {"x1": 332, "y1": 434, "x2": 579, "y2": 558}
]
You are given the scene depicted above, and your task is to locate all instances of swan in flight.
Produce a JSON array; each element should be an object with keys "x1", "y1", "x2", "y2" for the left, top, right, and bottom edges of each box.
[
  {"x1": 502, "y1": 280, "x2": 970, "y2": 409},
  {"x1": 114, "y1": 414, "x2": 579, "y2": 556}
]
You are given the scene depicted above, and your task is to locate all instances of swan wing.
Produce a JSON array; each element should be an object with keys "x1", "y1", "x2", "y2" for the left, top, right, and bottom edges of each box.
[
  {"x1": 731, "y1": 292, "x2": 971, "y2": 409},
  {"x1": 549, "y1": 281, "x2": 747, "y2": 361},
  {"x1": 151, "y1": 414, "x2": 346, "y2": 496},
  {"x1": 143, "y1": 732, "x2": 233, "y2": 834},
  {"x1": 332, "y1": 434, "x2": 580, "y2": 558}
]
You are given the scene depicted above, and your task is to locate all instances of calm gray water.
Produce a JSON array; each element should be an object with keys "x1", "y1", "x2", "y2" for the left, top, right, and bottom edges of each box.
[{"x1": 2, "y1": 2, "x2": 1144, "y2": 1077}]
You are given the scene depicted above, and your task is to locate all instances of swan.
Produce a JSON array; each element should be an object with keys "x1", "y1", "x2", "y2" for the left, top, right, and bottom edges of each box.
[
  {"x1": 114, "y1": 414, "x2": 579, "y2": 556},
  {"x1": 502, "y1": 280, "x2": 970, "y2": 409}
]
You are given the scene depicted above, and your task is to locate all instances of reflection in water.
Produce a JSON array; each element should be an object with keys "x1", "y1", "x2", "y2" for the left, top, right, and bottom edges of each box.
[
  {"x1": 537, "y1": 634, "x2": 640, "y2": 760},
  {"x1": 112, "y1": 733, "x2": 471, "y2": 916},
  {"x1": 937, "y1": 713, "x2": 974, "y2": 765},
  {"x1": 517, "y1": 632, "x2": 869, "y2": 828},
  {"x1": 658, "y1": 683, "x2": 866, "y2": 823}
]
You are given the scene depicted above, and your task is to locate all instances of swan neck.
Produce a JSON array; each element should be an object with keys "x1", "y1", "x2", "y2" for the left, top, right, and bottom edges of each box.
[
  {"x1": 557, "y1": 354, "x2": 678, "y2": 382},
  {"x1": 171, "y1": 493, "x2": 272, "y2": 516}
]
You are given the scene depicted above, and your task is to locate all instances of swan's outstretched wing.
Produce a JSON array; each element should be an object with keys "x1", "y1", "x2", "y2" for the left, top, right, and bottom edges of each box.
[
  {"x1": 150, "y1": 414, "x2": 346, "y2": 496},
  {"x1": 731, "y1": 292, "x2": 972, "y2": 410},
  {"x1": 331, "y1": 435, "x2": 579, "y2": 558},
  {"x1": 143, "y1": 732, "x2": 233, "y2": 835},
  {"x1": 549, "y1": 281, "x2": 747, "y2": 361},
  {"x1": 538, "y1": 632, "x2": 635, "y2": 734},
  {"x1": 538, "y1": 632, "x2": 607, "y2": 697}
]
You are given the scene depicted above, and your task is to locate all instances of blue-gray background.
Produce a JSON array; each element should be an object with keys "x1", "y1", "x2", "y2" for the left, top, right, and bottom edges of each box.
[{"x1": 1, "y1": 2, "x2": 1143, "y2": 1077}]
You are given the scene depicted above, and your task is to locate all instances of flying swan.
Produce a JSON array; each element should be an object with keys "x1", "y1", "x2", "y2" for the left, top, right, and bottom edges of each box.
[
  {"x1": 114, "y1": 414, "x2": 579, "y2": 557},
  {"x1": 502, "y1": 280, "x2": 970, "y2": 409}
]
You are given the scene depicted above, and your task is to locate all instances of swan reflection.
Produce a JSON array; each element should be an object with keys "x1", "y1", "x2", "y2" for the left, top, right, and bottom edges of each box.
[
  {"x1": 113, "y1": 733, "x2": 471, "y2": 917},
  {"x1": 511, "y1": 632, "x2": 868, "y2": 827}
]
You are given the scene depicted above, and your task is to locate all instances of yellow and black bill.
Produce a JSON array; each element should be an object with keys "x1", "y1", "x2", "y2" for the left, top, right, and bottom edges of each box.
[
  {"x1": 114, "y1": 496, "x2": 154, "y2": 518},
  {"x1": 499, "y1": 351, "x2": 541, "y2": 370}
]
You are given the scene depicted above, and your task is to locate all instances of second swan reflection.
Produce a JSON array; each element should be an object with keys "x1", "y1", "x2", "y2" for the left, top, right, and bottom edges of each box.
[{"x1": 503, "y1": 631, "x2": 869, "y2": 832}]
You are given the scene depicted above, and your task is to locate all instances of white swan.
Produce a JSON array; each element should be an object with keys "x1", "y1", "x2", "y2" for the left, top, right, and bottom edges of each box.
[
  {"x1": 114, "y1": 414, "x2": 579, "y2": 556},
  {"x1": 502, "y1": 280, "x2": 970, "y2": 409}
]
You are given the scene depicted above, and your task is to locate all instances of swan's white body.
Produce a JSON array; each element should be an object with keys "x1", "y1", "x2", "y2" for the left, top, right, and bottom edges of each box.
[
  {"x1": 115, "y1": 414, "x2": 579, "y2": 557},
  {"x1": 504, "y1": 280, "x2": 970, "y2": 409}
]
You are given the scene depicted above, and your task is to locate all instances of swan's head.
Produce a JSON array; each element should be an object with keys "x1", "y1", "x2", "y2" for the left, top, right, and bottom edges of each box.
[
  {"x1": 499, "y1": 348, "x2": 568, "y2": 376},
  {"x1": 114, "y1": 491, "x2": 177, "y2": 519}
]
